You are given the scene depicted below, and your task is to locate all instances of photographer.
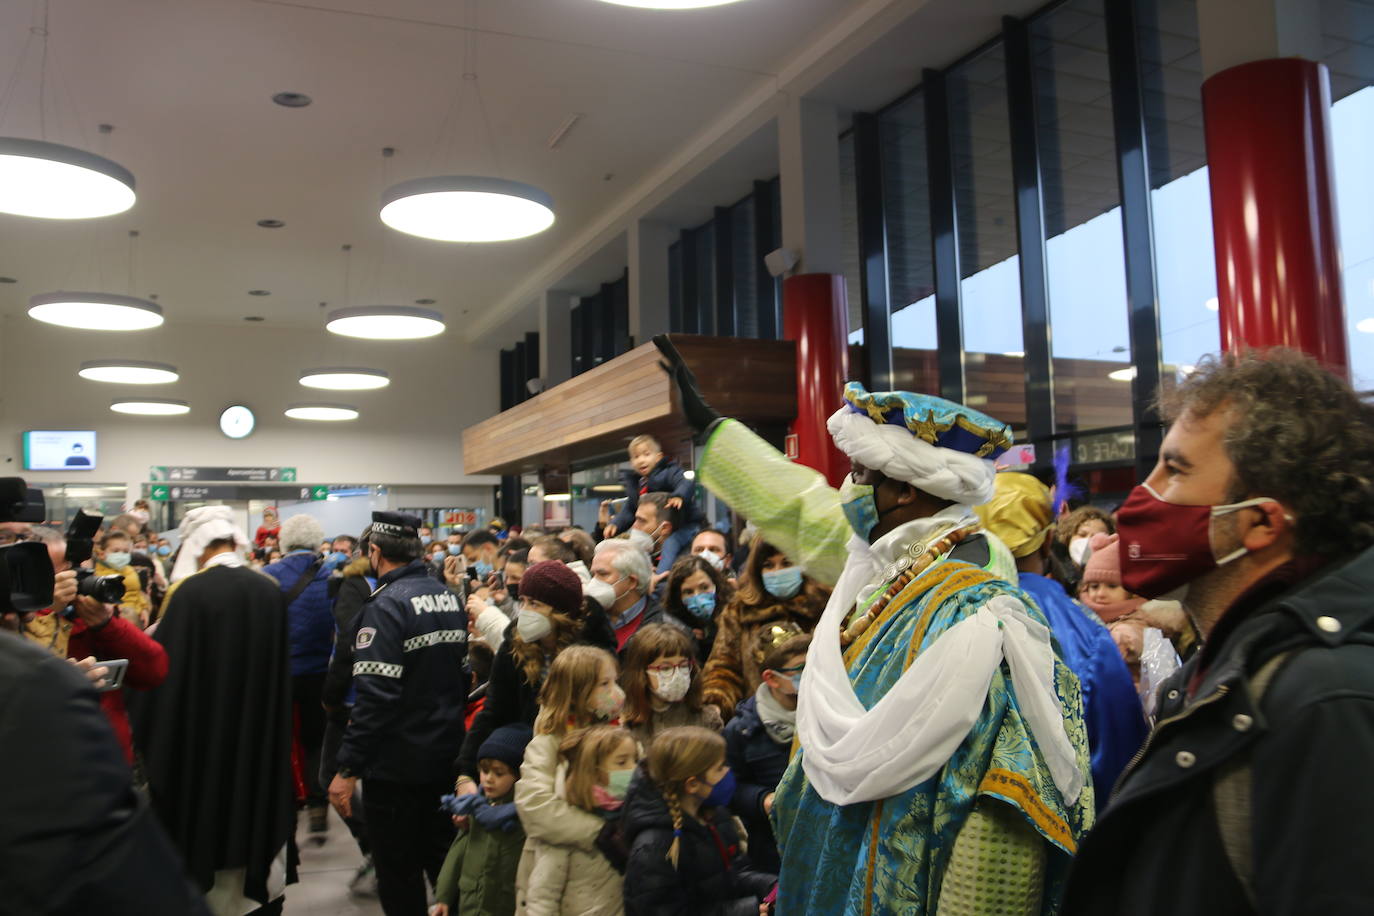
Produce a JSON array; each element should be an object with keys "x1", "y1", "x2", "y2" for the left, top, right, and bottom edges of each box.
[
  {"x1": 0, "y1": 482, "x2": 209, "y2": 915},
  {"x1": 24, "y1": 525, "x2": 169, "y2": 764}
]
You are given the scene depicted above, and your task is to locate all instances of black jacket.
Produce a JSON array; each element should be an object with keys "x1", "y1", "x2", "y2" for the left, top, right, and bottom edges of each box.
[
  {"x1": 336, "y1": 560, "x2": 468, "y2": 785},
  {"x1": 610, "y1": 457, "x2": 702, "y2": 532},
  {"x1": 722, "y1": 695, "x2": 789, "y2": 873},
  {"x1": 1062, "y1": 546, "x2": 1374, "y2": 915},
  {"x1": 456, "y1": 605, "x2": 617, "y2": 778},
  {"x1": 0, "y1": 635, "x2": 211, "y2": 915},
  {"x1": 621, "y1": 766, "x2": 776, "y2": 916},
  {"x1": 322, "y1": 559, "x2": 374, "y2": 710}
]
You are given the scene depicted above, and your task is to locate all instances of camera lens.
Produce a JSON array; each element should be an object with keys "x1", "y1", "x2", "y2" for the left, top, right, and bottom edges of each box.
[{"x1": 76, "y1": 571, "x2": 126, "y2": 604}]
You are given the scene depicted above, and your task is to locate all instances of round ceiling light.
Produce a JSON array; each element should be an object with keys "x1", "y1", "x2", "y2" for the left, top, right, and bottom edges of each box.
[
  {"x1": 379, "y1": 176, "x2": 555, "y2": 242},
  {"x1": 299, "y1": 368, "x2": 390, "y2": 390},
  {"x1": 285, "y1": 403, "x2": 359, "y2": 421},
  {"x1": 0, "y1": 137, "x2": 136, "y2": 219},
  {"x1": 110, "y1": 398, "x2": 189, "y2": 416},
  {"x1": 594, "y1": 0, "x2": 748, "y2": 7},
  {"x1": 29, "y1": 292, "x2": 164, "y2": 331},
  {"x1": 79, "y1": 360, "x2": 179, "y2": 384},
  {"x1": 325, "y1": 306, "x2": 445, "y2": 340}
]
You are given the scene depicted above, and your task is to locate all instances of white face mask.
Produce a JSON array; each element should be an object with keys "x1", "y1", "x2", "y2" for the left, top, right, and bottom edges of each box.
[
  {"x1": 697, "y1": 549, "x2": 725, "y2": 571},
  {"x1": 650, "y1": 664, "x2": 692, "y2": 704},
  {"x1": 516, "y1": 607, "x2": 553, "y2": 642},
  {"x1": 584, "y1": 578, "x2": 618, "y2": 611},
  {"x1": 625, "y1": 527, "x2": 656, "y2": 555},
  {"x1": 1068, "y1": 536, "x2": 1092, "y2": 566}
]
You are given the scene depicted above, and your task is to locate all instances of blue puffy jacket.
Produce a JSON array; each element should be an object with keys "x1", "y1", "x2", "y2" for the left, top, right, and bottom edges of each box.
[{"x1": 263, "y1": 550, "x2": 336, "y2": 677}]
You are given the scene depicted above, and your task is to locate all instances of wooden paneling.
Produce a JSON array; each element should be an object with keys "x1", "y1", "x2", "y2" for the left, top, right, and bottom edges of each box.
[{"x1": 463, "y1": 335, "x2": 797, "y2": 476}]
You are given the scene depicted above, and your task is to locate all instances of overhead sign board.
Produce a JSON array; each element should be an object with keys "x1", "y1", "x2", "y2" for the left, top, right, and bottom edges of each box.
[
  {"x1": 147, "y1": 483, "x2": 328, "y2": 501},
  {"x1": 150, "y1": 466, "x2": 297, "y2": 482}
]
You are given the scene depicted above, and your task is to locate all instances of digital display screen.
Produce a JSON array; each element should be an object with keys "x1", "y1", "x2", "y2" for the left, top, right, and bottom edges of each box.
[{"x1": 23, "y1": 430, "x2": 97, "y2": 471}]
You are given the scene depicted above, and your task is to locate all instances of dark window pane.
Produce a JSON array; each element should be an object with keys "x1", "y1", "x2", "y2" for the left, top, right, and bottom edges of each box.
[
  {"x1": 879, "y1": 92, "x2": 939, "y2": 395},
  {"x1": 948, "y1": 42, "x2": 1025, "y2": 433},
  {"x1": 1032, "y1": 0, "x2": 1132, "y2": 432},
  {"x1": 839, "y1": 132, "x2": 863, "y2": 342},
  {"x1": 732, "y1": 197, "x2": 759, "y2": 337},
  {"x1": 1136, "y1": 0, "x2": 1220, "y2": 374}
]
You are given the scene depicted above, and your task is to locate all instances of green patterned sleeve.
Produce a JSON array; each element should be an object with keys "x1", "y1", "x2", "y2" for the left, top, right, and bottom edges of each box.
[{"x1": 698, "y1": 419, "x2": 850, "y2": 587}]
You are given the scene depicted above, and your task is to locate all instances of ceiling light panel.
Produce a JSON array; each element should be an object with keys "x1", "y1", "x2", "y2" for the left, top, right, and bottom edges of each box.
[
  {"x1": 0, "y1": 137, "x2": 136, "y2": 219},
  {"x1": 79, "y1": 360, "x2": 179, "y2": 384},
  {"x1": 111, "y1": 398, "x2": 189, "y2": 415},
  {"x1": 299, "y1": 368, "x2": 390, "y2": 390},
  {"x1": 325, "y1": 306, "x2": 445, "y2": 340},
  {"x1": 379, "y1": 177, "x2": 555, "y2": 243},
  {"x1": 285, "y1": 404, "x2": 359, "y2": 421},
  {"x1": 29, "y1": 292, "x2": 164, "y2": 331}
]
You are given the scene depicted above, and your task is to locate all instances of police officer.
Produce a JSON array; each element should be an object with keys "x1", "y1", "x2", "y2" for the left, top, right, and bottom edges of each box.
[{"x1": 328, "y1": 511, "x2": 467, "y2": 916}]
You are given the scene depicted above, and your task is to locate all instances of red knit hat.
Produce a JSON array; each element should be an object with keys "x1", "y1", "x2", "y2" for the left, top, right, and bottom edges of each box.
[{"x1": 517, "y1": 560, "x2": 584, "y2": 616}]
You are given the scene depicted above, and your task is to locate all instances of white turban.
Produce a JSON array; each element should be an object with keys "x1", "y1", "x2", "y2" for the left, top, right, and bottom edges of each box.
[
  {"x1": 170, "y1": 506, "x2": 248, "y2": 583},
  {"x1": 827, "y1": 408, "x2": 997, "y2": 506}
]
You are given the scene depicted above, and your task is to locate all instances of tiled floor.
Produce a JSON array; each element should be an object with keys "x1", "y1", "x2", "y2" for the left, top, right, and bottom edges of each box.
[{"x1": 284, "y1": 809, "x2": 384, "y2": 916}]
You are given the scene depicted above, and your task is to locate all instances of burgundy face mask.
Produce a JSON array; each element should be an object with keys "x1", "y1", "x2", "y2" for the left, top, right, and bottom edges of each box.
[{"x1": 1116, "y1": 483, "x2": 1279, "y2": 599}]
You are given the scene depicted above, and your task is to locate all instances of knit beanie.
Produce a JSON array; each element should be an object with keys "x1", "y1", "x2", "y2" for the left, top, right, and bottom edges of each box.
[
  {"x1": 1079, "y1": 533, "x2": 1146, "y2": 622},
  {"x1": 1079, "y1": 533, "x2": 1122, "y2": 587},
  {"x1": 518, "y1": 560, "x2": 584, "y2": 616},
  {"x1": 477, "y1": 723, "x2": 533, "y2": 772}
]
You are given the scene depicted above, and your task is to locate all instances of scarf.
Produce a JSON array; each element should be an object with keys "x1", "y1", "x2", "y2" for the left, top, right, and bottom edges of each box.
[
  {"x1": 796, "y1": 508, "x2": 1083, "y2": 807},
  {"x1": 754, "y1": 683, "x2": 797, "y2": 745}
]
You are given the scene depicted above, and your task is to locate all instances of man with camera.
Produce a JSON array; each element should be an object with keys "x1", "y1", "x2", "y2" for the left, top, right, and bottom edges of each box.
[{"x1": 0, "y1": 479, "x2": 209, "y2": 914}]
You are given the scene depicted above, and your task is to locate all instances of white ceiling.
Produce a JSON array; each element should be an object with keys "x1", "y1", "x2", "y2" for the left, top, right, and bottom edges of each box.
[{"x1": 0, "y1": 0, "x2": 866, "y2": 333}]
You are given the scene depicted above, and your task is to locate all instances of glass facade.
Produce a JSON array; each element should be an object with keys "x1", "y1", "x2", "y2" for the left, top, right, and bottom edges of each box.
[
  {"x1": 667, "y1": 179, "x2": 781, "y2": 338},
  {"x1": 881, "y1": 93, "x2": 940, "y2": 396},
  {"x1": 1033, "y1": 0, "x2": 1132, "y2": 432},
  {"x1": 948, "y1": 43, "x2": 1028, "y2": 433}
]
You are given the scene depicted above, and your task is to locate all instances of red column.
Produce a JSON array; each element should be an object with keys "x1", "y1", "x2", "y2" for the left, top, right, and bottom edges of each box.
[
  {"x1": 783, "y1": 273, "x2": 851, "y2": 488},
  {"x1": 1203, "y1": 58, "x2": 1348, "y2": 377}
]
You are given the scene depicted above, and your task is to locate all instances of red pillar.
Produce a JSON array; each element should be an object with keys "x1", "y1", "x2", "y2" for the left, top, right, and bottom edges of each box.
[
  {"x1": 1202, "y1": 58, "x2": 1348, "y2": 377},
  {"x1": 783, "y1": 273, "x2": 851, "y2": 488}
]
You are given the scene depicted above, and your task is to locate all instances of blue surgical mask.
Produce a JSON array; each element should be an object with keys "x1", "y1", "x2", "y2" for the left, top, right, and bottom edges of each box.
[
  {"x1": 789, "y1": 673, "x2": 802, "y2": 692},
  {"x1": 762, "y1": 566, "x2": 804, "y2": 600},
  {"x1": 839, "y1": 476, "x2": 882, "y2": 540},
  {"x1": 448, "y1": 544, "x2": 463, "y2": 557},
  {"x1": 104, "y1": 551, "x2": 131, "y2": 570},
  {"x1": 420, "y1": 535, "x2": 433, "y2": 546},
  {"x1": 474, "y1": 559, "x2": 493, "y2": 577},
  {"x1": 701, "y1": 769, "x2": 736, "y2": 808},
  {"x1": 327, "y1": 551, "x2": 350, "y2": 566},
  {"x1": 682, "y1": 591, "x2": 716, "y2": 622},
  {"x1": 157, "y1": 545, "x2": 171, "y2": 556},
  {"x1": 607, "y1": 767, "x2": 635, "y2": 800}
]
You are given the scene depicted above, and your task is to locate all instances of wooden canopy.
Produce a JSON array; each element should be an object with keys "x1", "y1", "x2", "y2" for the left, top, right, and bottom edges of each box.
[{"x1": 462, "y1": 334, "x2": 797, "y2": 476}]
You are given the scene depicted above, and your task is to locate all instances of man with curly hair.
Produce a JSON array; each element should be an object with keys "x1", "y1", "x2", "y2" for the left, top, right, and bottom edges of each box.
[{"x1": 1063, "y1": 348, "x2": 1374, "y2": 914}]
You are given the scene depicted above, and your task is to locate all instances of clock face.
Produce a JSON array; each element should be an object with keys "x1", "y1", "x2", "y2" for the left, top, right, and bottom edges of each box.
[{"x1": 219, "y1": 405, "x2": 255, "y2": 439}]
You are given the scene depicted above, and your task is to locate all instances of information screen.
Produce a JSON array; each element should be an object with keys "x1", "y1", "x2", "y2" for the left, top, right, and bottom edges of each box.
[{"x1": 24, "y1": 430, "x2": 98, "y2": 471}]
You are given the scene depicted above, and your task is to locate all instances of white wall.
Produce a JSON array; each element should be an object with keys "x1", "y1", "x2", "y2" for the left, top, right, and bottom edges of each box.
[{"x1": 0, "y1": 316, "x2": 503, "y2": 502}]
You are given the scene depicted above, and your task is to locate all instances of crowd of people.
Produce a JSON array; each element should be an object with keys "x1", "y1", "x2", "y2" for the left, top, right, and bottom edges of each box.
[{"x1": 3, "y1": 340, "x2": 1373, "y2": 915}]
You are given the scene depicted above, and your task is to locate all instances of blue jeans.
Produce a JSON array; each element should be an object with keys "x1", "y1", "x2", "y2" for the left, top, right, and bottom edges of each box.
[{"x1": 657, "y1": 524, "x2": 698, "y2": 574}]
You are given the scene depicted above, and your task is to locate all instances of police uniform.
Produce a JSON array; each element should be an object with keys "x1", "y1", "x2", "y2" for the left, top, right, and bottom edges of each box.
[{"x1": 335, "y1": 512, "x2": 468, "y2": 916}]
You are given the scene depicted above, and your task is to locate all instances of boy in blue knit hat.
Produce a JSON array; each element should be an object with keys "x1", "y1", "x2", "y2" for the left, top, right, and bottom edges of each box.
[{"x1": 432, "y1": 724, "x2": 532, "y2": 916}]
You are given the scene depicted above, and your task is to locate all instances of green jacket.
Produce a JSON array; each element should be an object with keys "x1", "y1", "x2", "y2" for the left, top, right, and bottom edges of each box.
[{"x1": 434, "y1": 790, "x2": 526, "y2": 916}]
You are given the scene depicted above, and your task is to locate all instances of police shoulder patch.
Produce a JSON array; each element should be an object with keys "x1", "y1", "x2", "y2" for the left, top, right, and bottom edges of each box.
[{"x1": 355, "y1": 626, "x2": 377, "y2": 650}]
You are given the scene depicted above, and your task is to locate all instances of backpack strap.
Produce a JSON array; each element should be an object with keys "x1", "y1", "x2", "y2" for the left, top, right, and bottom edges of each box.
[
  {"x1": 1211, "y1": 648, "x2": 1296, "y2": 907},
  {"x1": 283, "y1": 557, "x2": 323, "y2": 607}
]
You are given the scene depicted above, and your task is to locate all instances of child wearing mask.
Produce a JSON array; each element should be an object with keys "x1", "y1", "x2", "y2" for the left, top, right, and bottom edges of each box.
[
  {"x1": 514, "y1": 647, "x2": 627, "y2": 912},
  {"x1": 516, "y1": 725, "x2": 637, "y2": 915},
  {"x1": 722, "y1": 633, "x2": 809, "y2": 874},
  {"x1": 1079, "y1": 533, "x2": 1195, "y2": 685},
  {"x1": 604, "y1": 435, "x2": 700, "y2": 573},
  {"x1": 699, "y1": 540, "x2": 829, "y2": 720},
  {"x1": 622, "y1": 727, "x2": 776, "y2": 915},
  {"x1": 432, "y1": 724, "x2": 533, "y2": 916},
  {"x1": 621, "y1": 624, "x2": 722, "y2": 750}
]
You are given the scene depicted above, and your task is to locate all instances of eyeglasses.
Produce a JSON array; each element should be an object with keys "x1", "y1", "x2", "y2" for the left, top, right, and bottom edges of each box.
[
  {"x1": 775, "y1": 663, "x2": 805, "y2": 675},
  {"x1": 646, "y1": 662, "x2": 691, "y2": 674}
]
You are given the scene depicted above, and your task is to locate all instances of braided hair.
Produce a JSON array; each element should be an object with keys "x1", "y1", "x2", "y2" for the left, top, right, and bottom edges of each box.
[{"x1": 645, "y1": 726, "x2": 727, "y2": 869}]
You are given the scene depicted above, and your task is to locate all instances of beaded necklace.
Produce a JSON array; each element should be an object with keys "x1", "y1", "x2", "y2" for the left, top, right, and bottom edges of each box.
[{"x1": 839, "y1": 523, "x2": 981, "y2": 648}]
